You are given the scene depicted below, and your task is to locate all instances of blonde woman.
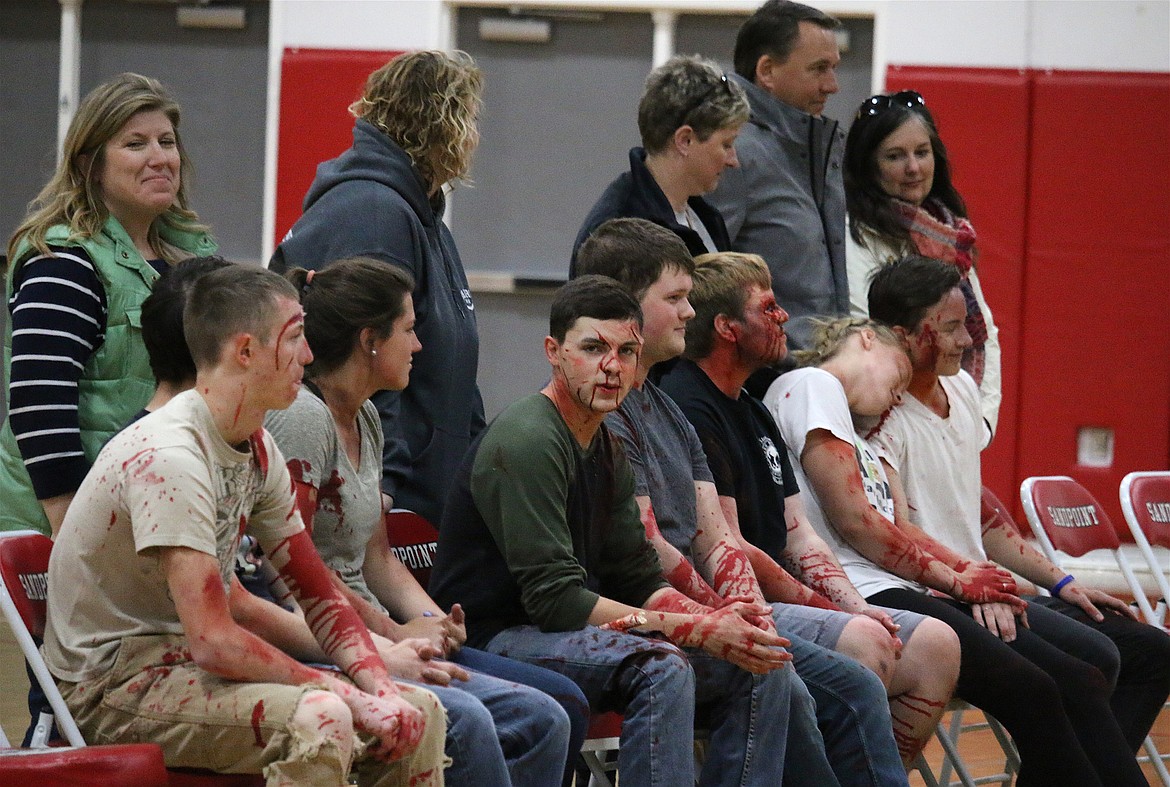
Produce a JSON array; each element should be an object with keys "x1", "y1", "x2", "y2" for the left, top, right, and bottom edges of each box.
[
  {"x1": 273, "y1": 51, "x2": 485, "y2": 528},
  {"x1": 1, "y1": 72, "x2": 216, "y2": 537}
]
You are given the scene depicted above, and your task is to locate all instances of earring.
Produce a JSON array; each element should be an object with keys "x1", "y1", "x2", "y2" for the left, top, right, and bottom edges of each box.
[{"x1": 370, "y1": 348, "x2": 378, "y2": 356}]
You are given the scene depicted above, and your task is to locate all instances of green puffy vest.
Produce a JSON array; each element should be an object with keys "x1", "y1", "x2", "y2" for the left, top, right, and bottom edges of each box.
[{"x1": 0, "y1": 217, "x2": 216, "y2": 533}]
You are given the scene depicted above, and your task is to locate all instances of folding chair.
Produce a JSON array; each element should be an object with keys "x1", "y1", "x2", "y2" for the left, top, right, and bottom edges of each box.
[
  {"x1": 911, "y1": 694, "x2": 1018, "y2": 787},
  {"x1": 0, "y1": 530, "x2": 264, "y2": 786},
  {"x1": 1019, "y1": 476, "x2": 1170, "y2": 787},
  {"x1": 0, "y1": 742, "x2": 169, "y2": 785},
  {"x1": 907, "y1": 487, "x2": 1027, "y2": 787},
  {"x1": 1119, "y1": 471, "x2": 1170, "y2": 627},
  {"x1": 579, "y1": 711, "x2": 621, "y2": 787},
  {"x1": 385, "y1": 508, "x2": 440, "y2": 589}
]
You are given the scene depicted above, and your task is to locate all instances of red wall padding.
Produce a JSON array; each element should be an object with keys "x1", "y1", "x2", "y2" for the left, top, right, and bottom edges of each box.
[
  {"x1": 1019, "y1": 71, "x2": 1170, "y2": 529},
  {"x1": 885, "y1": 66, "x2": 1031, "y2": 513},
  {"x1": 275, "y1": 48, "x2": 403, "y2": 248},
  {"x1": 885, "y1": 66, "x2": 1170, "y2": 532}
]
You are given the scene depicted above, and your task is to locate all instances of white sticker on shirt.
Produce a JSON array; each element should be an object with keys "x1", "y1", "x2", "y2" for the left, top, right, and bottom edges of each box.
[
  {"x1": 759, "y1": 436, "x2": 784, "y2": 486},
  {"x1": 853, "y1": 436, "x2": 894, "y2": 520}
]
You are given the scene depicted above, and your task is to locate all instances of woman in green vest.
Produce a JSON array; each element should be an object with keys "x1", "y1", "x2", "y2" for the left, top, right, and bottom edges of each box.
[{"x1": 1, "y1": 72, "x2": 216, "y2": 537}]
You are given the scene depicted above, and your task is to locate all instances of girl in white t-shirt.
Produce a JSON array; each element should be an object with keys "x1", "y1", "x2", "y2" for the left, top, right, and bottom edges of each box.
[{"x1": 769, "y1": 316, "x2": 1118, "y2": 787}]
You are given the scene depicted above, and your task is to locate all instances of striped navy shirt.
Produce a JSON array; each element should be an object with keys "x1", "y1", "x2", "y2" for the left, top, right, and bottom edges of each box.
[{"x1": 7, "y1": 246, "x2": 162, "y2": 499}]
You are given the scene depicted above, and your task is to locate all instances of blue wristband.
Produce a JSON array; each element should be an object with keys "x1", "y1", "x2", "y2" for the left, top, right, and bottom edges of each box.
[{"x1": 1050, "y1": 574, "x2": 1075, "y2": 597}]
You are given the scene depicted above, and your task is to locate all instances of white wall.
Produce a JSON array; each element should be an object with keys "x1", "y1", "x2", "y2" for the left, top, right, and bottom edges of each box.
[
  {"x1": 879, "y1": 0, "x2": 1169, "y2": 72},
  {"x1": 275, "y1": 0, "x2": 450, "y2": 50},
  {"x1": 274, "y1": 0, "x2": 1170, "y2": 72}
]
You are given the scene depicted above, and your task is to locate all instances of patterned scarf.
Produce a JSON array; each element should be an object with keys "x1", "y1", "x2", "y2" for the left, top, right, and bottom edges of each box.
[{"x1": 893, "y1": 198, "x2": 989, "y2": 385}]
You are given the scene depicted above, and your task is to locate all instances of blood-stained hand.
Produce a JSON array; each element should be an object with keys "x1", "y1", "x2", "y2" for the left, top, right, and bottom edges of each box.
[
  {"x1": 346, "y1": 690, "x2": 425, "y2": 762},
  {"x1": 376, "y1": 636, "x2": 469, "y2": 686},
  {"x1": 952, "y1": 561, "x2": 1025, "y2": 611},
  {"x1": 858, "y1": 605, "x2": 903, "y2": 652},
  {"x1": 679, "y1": 601, "x2": 792, "y2": 674}
]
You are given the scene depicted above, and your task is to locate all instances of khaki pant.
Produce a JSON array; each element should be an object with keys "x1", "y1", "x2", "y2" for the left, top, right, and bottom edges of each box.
[{"x1": 58, "y1": 635, "x2": 448, "y2": 786}]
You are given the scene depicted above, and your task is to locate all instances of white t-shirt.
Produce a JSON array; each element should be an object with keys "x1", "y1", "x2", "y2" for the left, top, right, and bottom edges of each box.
[
  {"x1": 43, "y1": 390, "x2": 304, "y2": 682},
  {"x1": 674, "y1": 205, "x2": 718, "y2": 253},
  {"x1": 766, "y1": 368, "x2": 921, "y2": 598},
  {"x1": 869, "y1": 371, "x2": 985, "y2": 562}
]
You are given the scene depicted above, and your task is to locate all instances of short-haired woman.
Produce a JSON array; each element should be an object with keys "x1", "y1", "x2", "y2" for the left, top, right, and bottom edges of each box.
[{"x1": 573, "y1": 54, "x2": 750, "y2": 269}]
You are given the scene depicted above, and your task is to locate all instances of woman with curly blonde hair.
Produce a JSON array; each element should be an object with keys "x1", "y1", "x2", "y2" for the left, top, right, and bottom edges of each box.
[
  {"x1": 273, "y1": 50, "x2": 483, "y2": 526},
  {"x1": 1, "y1": 72, "x2": 216, "y2": 537}
]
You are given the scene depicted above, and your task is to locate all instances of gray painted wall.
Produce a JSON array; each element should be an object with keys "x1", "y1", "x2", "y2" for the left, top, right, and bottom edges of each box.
[{"x1": 1, "y1": 0, "x2": 269, "y2": 263}]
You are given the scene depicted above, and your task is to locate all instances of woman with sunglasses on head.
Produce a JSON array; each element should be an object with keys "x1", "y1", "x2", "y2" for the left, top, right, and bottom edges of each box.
[
  {"x1": 571, "y1": 54, "x2": 748, "y2": 270},
  {"x1": 843, "y1": 91, "x2": 1000, "y2": 446}
]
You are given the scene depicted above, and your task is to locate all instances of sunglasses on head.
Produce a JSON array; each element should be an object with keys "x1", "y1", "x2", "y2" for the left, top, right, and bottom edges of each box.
[
  {"x1": 676, "y1": 73, "x2": 733, "y2": 130},
  {"x1": 856, "y1": 90, "x2": 926, "y2": 119}
]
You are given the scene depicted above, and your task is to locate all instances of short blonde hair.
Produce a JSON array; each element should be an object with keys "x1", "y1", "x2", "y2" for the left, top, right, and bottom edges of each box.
[
  {"x1": 351, "y1": 50, "x2": 483, "y2": 190},
  {"x1": 638, "y1": 55, "x2": 749, "y2": 154},
  {"x1": 793, "y1": 316, "x2": 904, "y2": 367},
  {"x1": 685, "y1": 251, "x2": 771, "y2": 360},
  {"x1": 7, "y1": 72, "x2": 205, "y2": 267}
]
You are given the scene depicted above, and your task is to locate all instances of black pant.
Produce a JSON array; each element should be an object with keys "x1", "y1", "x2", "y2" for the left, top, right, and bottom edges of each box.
[
  {"x1": 868, "y1": 589, "x2": 1148, "y2": 787},
  {"x1": 1028, "y1": 594, "x2": 1170, "y2": 751}
]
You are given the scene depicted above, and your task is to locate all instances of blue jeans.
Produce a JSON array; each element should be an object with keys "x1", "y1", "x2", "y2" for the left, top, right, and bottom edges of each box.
[
  {"x1": 487, "y1": 624, "x2": 836, "y2": 787},
  {"x1": 774, "y1": 604, "x2": 910, "y2": 787},
  {"x1": 413, "y1": 648, "x2": 571, "y2": 787},
  {"x1": 452, "y1": 647, "x2": 587, "y2": 787}
]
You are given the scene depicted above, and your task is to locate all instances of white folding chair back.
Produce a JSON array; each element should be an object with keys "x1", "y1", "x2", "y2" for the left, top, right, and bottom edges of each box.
[
  {"x1": 1020, "y1": 477, "x2": 1170, "y2": 787},
  {"x1": 1120, "y1": 471, "x2": 1170, "y2": 626}
]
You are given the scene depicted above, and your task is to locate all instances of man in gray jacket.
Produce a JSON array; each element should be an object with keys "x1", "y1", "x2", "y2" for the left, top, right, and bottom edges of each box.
[{"x1": 708, "y1": 0, "x2": 847, "y2": 362}]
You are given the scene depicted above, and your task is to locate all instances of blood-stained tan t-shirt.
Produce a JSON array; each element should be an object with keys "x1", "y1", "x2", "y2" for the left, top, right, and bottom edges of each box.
[{"x1": 43, "y1": 389, "x2": 304, "y2": 682}]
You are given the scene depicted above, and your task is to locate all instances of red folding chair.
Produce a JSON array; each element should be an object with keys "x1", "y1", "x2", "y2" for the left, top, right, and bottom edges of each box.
[
  {"x1": 0, "y1": 742, "x2": 169, "y2": 785},
  {"x1": 0, "y1": 530, "x2": 263, "y2": 786},
  {"x1": 384, "y1": 508, "x2": 440, "y2": 588},
  {"x1": 1019, "y1": 475, "x2": 1149, "y2": 608},
  {"x1": 1120, "y1": 471, "x2": 1170, "y2": 627},
  {"x1": 1019, "y1": 476, "x2": 1170, "y2": 787}
]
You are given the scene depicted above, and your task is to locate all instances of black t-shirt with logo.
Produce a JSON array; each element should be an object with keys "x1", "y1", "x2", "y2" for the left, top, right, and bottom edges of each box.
[{"x1": 659, "y1": 359, "x2": 798, "y2": 560}]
